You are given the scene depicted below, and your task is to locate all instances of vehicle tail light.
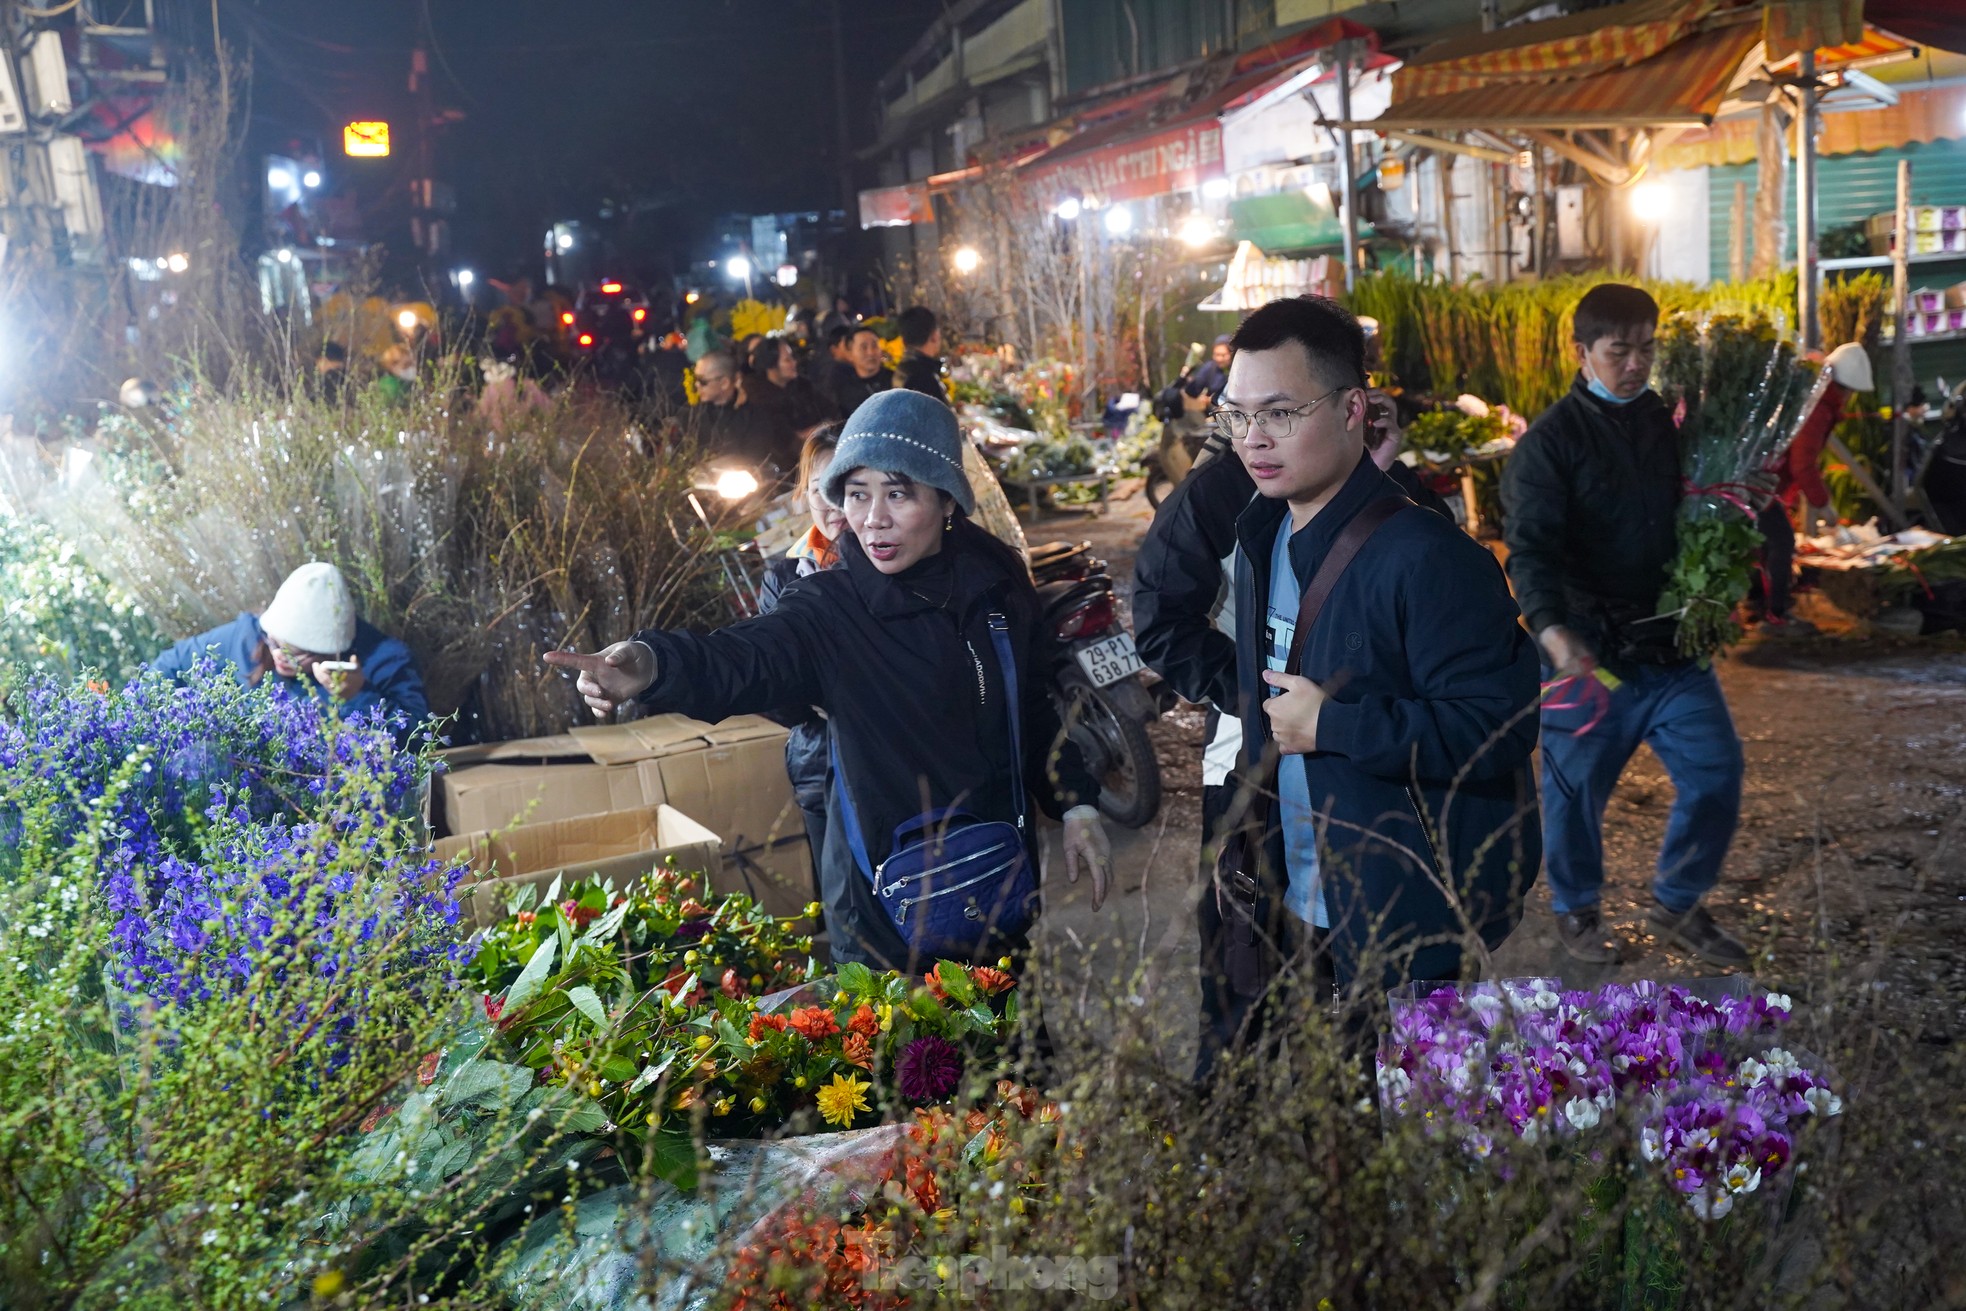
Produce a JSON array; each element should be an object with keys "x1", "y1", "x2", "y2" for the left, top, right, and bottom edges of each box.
[
  {"x1": 1054, "y1": 593, "x2": 1116, "y2": 642},
  {"x1": 632, "y1": 307, "x2": 646, "y2": 322},
  {"x1": 577, "y1": 333, "x2": 594, "y2": 347},
  {"x1": 560, "y1": 311, "x2": 574, "y2": 326},
  {"x1": 600, "y1": 280, "x2": 623, "y2": 294}
]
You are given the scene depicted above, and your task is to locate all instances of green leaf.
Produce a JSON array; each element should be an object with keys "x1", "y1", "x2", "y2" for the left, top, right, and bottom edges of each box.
[
  {"x1": 835, "y1": 960, "x2": 877, "y2": 998},
  {"x1": 599, "y1": 1055, "x2": 637, "y2": 1083},
  {"x1": 565, "y1": 985, "x2": 609, "y2": 1033},
  {"x1": 503, "y1": 933, "x2": 558, "y2": 1012},
  {"x1": 628, "y1": 1053, "x2": 675, "y2": 1094},
  {"x1": 647, "y1": 1125, "x2": 699, "y2": 1191},
  {"x1": 576, "y1": 899, "x2": 631, "y2": 948},
  {"x1": 936, "y1": 961, "x2": 979, "y2": 1008},
  {"x1": 439, "y1": 1059, "x2": 533, "y2": 1113}
]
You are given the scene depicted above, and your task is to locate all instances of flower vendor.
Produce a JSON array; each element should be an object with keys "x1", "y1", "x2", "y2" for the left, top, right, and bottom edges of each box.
[
  {"x1": 150, "y1": 560, "x2": 430, "y2": 741},
  {"x1": 1500, "y1": 284, "x2": 1749, "y2": 970},
  {"x1": 546, "y1": 388, "x2": 1111, "y2": 970},
  {"x1": 1220, "y1": 295, "x2": 1541, "y2": 1005}
]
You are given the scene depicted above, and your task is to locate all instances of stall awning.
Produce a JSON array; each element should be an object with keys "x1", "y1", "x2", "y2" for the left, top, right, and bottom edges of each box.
[
  {"x1": 1227, "y1": 189, "x2": 1373, "y2": 256},
  {"x1": 1026, "y1": 19, "x2": 1382, "y2": 202},
  {"x1": 1371, "y1": 20, "x2": 1762, "y2": 131},
  {"x1": 1392, "y1": 0, "x2": 1736, "y2": 102}
]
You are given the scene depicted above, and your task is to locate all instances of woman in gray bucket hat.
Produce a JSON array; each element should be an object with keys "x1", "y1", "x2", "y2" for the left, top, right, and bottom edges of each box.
[{"x1": 547, "y1": 388, "x2": 1112, "y2": 971}]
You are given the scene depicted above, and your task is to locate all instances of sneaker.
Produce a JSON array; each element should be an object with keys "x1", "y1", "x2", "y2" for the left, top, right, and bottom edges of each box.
[
  {"x1": 1554, "y1": 906, "x2": 1624, "y2": 964},
  {"x1": 1647, "y1": 902, "x2": 1750, "y2": 969}
]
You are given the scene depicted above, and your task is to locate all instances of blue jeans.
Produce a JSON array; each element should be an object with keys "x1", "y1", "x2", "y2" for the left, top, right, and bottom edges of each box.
[{"x1": 1540, "y1": 662, "x2": 1743, "y2": 916}]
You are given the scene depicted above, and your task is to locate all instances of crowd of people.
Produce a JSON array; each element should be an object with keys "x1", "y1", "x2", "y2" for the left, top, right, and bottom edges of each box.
[{"x1": 147, "y1": 278, "x2": 1762, "y2": 1084}]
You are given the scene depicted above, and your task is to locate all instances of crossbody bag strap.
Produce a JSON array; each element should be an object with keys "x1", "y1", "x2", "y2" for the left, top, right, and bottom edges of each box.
[
  {"x1": 985, "y1": 612, "x2": 1025, "y2": 825},
  {"x1": 1244, "y1": 495, "x2": 1412, "y2": 831},
  {"x1": 828, "y1": 735, "x2": 878, "y2": 880},
  {"x1": 1283, "y1": 495, "x2": 1410, "y2": 679},
  {"x1": 829, "y1": 610, "x2": 1028, "y2": 883}
]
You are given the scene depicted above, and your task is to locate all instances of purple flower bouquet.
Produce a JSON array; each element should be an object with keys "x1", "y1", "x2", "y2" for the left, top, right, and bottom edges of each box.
[{"x1": 1377, "y1": 978, "x2": 1843, "y2": 1222}]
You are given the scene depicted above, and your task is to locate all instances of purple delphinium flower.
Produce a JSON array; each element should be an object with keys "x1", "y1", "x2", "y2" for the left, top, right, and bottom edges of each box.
[{"x1": 896, "y1": 1035, "x2": 964, "y2": 1102}]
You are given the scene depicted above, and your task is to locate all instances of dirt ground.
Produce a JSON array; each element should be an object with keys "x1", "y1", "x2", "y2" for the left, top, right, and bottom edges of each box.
[{"x1": 1025, "y1": 483, "x2": 1966, "y2": 1073}]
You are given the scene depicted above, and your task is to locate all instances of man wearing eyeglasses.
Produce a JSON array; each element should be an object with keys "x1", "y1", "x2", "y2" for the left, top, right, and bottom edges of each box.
[
  {"x1": 152, "y1": 561, "x2": 429, "y2": 742},
  {"x1": 1215, "y1": 295, "x2": 1541, "y2": 1002}
]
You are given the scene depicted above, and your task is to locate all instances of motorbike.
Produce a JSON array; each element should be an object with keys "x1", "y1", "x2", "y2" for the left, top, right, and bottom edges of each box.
[{"x1": 1030, "y1": 539, "x2": 1163, "y2": 829}]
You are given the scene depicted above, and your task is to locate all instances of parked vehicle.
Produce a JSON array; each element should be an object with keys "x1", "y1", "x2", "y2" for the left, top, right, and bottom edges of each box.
[{"x1": 1029, "y1": 539, "x2": 1162, "y2": 829}]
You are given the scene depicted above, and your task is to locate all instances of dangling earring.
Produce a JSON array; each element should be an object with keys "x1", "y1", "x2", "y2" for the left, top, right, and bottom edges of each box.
[{"x1": 944, "y1": 516, "x2": 953, "y2": 533}]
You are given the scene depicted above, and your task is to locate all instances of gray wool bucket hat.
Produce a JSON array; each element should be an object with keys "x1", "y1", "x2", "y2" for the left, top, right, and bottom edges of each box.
[{"x1": 822, "y1": 388, "x2": 975, "y2": 514}]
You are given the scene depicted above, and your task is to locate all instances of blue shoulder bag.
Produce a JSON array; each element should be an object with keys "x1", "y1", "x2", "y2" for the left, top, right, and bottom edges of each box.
[{"x1": 829, "y1": 612, "x2": 1038, "y2": 961}]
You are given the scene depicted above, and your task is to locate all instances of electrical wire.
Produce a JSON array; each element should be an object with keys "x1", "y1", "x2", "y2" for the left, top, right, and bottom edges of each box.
[{"x1": 19, "y1": 0, "x2": 84, "y2": 17}]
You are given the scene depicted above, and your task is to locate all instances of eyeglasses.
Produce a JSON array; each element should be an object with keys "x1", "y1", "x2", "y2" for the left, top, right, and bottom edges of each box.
[
  {"x1": 1207, "y1": 387, "x2": 1353, "y2": 441},
  {"x1": 267, "y1": 638, "x2": 321, "y2": 666}
]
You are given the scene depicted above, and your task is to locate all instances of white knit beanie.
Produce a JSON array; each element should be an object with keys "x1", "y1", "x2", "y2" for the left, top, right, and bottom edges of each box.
[{"x1": 260, "y1": 562, "x2": 357, "y2": 655}]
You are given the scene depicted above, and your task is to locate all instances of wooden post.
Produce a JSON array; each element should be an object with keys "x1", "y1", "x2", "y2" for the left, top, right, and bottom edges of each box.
[
  {"x1": 1729, "y1": 180, "x2": 1747, "y2": 283},
  {"x1": 1892, "y1": 157, "x2": 1913, "y2": 507}
]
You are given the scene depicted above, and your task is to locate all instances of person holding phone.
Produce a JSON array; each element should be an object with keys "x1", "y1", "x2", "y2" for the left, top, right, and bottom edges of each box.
[{"x1": 151, "y1": 561, "x2": 430, "y2": 742}]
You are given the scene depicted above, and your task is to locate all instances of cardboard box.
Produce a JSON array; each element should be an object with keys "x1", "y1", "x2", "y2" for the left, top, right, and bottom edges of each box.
[
  {"x1": 438, "y1": 761, "x2": 645, "y2": 838},
  {"x1": 573, "y1": 715, "x2": 811, "y2": 919},
  {"x1": 437, "y1": 804, "x2": 723, "y2": 928},
  {"x1": 435, "y1": 714, "x2": 813, "y2": 920}
]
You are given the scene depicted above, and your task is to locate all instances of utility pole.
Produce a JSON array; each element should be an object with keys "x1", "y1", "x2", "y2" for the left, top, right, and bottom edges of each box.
[{"x1": 1335, "y1": 40, "x2": 1358, "y2": 293}]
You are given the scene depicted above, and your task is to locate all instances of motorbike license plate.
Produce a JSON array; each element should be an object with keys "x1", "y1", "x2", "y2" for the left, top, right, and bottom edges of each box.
[{"x1": 1075, "y1": 633, "x2": 1144, "y2": 688}]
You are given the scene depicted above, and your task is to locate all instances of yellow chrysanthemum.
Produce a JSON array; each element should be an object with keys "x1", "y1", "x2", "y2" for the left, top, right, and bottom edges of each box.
[{"x1": 816, "y1": 1072, "x2": 871, "y2": 1128}]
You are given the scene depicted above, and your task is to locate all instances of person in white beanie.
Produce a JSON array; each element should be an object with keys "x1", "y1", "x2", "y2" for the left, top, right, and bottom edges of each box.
[{"x1": 151, "y1": 562, "x2": 429, "y2": 738}]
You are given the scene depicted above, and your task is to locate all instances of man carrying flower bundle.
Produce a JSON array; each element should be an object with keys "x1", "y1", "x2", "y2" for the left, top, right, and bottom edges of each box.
[{"x1": 1501, "y1": 284, "x2": 1750, "y2": 970}]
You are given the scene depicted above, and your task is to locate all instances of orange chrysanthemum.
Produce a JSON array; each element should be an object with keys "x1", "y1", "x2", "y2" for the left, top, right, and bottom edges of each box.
[
  {"x1": 841, "y1": 1031, "x2": 874, "y2": 1070},
  {"x1": 848, "y1": 1002, "x2": 880, "y2": 1038},
  {"x1": 788, "y1": 1006, "x2": 839, "y2": 1041},
  {"x1": 971, "y1": 966, "x2": 1015, "y2": 995},
  {"x1": 749, "y1": 1012, "x2": 790, "y2": 1042}
]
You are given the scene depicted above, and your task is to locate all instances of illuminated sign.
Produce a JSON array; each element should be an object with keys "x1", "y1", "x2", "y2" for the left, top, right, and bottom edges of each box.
[{"x1": 343, "y1": 121, "x2": 391, "y2": 158}]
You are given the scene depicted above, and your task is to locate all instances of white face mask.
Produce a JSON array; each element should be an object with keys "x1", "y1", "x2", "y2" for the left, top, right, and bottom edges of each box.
[{"x1": 1583, "y1": 357, "x2": 1643, "y2": 406}]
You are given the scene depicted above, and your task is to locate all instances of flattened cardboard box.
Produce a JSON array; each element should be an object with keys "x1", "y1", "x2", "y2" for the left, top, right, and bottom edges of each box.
[{"x1": 435, "y1": 804, "x2": 722, "y2": 929}]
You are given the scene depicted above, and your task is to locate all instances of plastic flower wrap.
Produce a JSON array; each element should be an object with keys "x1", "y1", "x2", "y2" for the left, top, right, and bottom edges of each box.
[
  {"x1": 1379, "y1": 979, "x2": 1840, "y2": 1221},
  {"x1": 1652, "y1": 313, "x2": 1817, "y2": 661}
]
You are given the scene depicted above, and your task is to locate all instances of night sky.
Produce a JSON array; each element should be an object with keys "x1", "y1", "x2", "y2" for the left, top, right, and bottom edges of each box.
[{"x1": 230, "y1": 0, "x2": 940, "y2": 280}]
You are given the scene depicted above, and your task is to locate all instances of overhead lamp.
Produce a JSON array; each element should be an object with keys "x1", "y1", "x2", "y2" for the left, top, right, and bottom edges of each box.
[
  {"x1": 302, "y1": 170, "x2": 322, "y2": 189},
  {"x1": 396, "y1": 309, "x2": 419, "y2": 332},
  {"x1": 684, "y1": 291, "x2": 701, "y2": 305},
  {"x1": 1629, "y1": 181, "x2": 1669, "y2": 222},
  {"x1": 266, "y1": 166, "x2": 295, "y2": 191},
  {"x1": 1102, "y1": 204, "x2": 1134, "y2": 236},
  {"x1": 1201, "y1": 177, "x2": 1233, "y2": 200},
  {"x1": 274, "y1": 248, "x2": 293, "y2": 264},
  {"x1": 456, "y1": 268, "x2": 475, "y2": 289},
  {"x1": 165, "y1": 253, "x2": 189, "y2": 273},
  {"x1": 1054, "y1": 197, "x2": 1082, "y2": 222},
  {"x1": 725, "y1": 255, "x2": 752, "y2": 282},
  {"x1": 555, "y1": 231, "x2": 574, "y2": 251},
  {"x1": 951, "y1": 245, "x2": 981, "y2": 274},
  {"x1": 1177, "y1": 214, "x2": 1215, "y2": 248}
]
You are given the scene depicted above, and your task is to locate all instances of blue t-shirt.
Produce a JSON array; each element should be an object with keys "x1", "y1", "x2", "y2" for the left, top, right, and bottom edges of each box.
[{"x1": 1265, "y1": 517, "x2": 1326, "y2": 928}]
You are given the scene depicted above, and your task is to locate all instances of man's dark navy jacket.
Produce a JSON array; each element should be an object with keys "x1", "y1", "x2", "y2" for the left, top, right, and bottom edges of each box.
[{"x1": 1230, "y1": 454, "x2": 1542, "y2": 981}]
